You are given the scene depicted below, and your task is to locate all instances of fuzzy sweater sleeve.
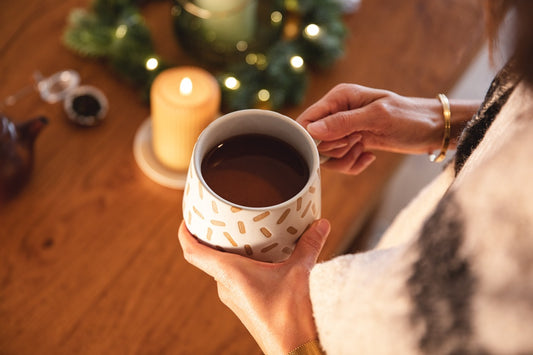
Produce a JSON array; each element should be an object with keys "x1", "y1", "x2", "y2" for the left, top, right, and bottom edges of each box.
[
  {"x1": 309, "y1": 244, "x2": 422, "y2": 355},
  {"x1": 310, "y1": 82, "x2": 533, "y2": 354}
]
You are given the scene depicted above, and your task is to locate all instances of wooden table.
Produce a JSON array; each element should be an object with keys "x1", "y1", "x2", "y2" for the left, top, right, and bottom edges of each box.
[{"x1": 0, "y1": 0, "x2": 483, "y2": 353}]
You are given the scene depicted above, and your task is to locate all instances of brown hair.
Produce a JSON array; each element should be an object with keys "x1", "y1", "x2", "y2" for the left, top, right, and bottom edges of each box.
[{"x1": 485, "y1": 0, "x2": 533, "y2": 84}]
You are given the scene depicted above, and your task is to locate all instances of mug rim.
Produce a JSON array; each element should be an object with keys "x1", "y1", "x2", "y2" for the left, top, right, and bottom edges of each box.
[{"x1": 192, "y1": 109, "x2": 320, "y2": 211}]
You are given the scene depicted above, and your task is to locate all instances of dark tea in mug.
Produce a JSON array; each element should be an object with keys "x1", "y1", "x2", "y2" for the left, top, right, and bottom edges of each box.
[{"x1": 201, "y1": 133, "x2": 309, "y2": 207}]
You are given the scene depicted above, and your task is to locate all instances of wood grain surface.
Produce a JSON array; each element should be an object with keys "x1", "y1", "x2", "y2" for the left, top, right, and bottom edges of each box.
[{"x1": 0, "y1": 0, "x2": 483, "y2": 353}]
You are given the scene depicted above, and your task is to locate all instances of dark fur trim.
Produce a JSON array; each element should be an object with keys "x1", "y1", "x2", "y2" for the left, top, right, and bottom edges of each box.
[
  {"x1": 454, "y1": 61, "x2": 520, "y2": 175},
  {"x1": 408, "y1": 193, "x2": 485, "y2": 354}
]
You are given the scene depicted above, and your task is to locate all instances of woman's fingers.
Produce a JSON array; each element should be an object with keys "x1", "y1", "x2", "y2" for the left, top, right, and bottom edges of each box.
[
  {"x1": 178, "y1": 221, "x2": 241, "y2": 282},
  {"x1": 347, "y1": 151, "x2": 376, "y2": 175},
  {"x1": 306, "y1": 108, "x2": 377, "y2": 141},
  {"x1": 318, "y1": 133, "x2": 363, "y2": 158},
  {"x1": 296, "y1": 83, "x2": 388, "y2": 128},
  {"x1": 321, "y1": 143, "x2": 376, "y2": 175},
  {"x1": 321, "y1": 142, "x2": 364, "y2": 171}
]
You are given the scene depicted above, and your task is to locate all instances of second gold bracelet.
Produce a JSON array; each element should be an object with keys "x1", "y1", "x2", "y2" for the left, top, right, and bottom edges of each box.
[{"x1": 429, "y1": 93, "x2": 451, "y2": 163}]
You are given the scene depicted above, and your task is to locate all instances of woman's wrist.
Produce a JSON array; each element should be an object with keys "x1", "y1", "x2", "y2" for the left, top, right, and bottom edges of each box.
[
  {"x1": 448, "y1": 99, "x2": 481, "y2": 148},
  {"x1": 422, "y1": 97, "x2": 481, "y2": 152},
  {"x1": 269, "y1": 316, "x2": 319, "y2": 355}
]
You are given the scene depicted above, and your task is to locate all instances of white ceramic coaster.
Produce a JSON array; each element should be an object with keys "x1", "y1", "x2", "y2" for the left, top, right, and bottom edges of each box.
[{"x1": 133, "y1": 118, "x2": 187, "y2": 189}]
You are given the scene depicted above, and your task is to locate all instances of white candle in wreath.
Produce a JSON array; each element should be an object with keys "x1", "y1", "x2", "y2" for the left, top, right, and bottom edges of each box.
[{"x1": 196, "y1": 0, "x2": 257, "y2": 44}]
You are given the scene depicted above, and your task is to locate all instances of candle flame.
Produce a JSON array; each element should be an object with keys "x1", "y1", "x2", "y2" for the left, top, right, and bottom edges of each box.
[{"x1": 179, "y1": 77, "x2": 193, "y2": 95}]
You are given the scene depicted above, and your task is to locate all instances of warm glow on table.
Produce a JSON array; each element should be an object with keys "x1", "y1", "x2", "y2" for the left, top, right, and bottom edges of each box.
[
  {"x1": 151, "y1": 67, "x2": 220, "y2": 171},
  {"x1": 1, "y1": 0, "x2": 486, "y2": 352}
]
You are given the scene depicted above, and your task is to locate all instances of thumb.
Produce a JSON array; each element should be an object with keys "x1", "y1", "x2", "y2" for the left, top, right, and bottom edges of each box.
[{"x1": 290, "y1": 219, "x2": 331, "y2": 265}]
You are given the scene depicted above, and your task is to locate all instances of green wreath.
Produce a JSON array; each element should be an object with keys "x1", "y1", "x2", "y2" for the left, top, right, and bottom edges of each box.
[{"x1": 63, "y1": 0, "x2": 346, "y2": 110}]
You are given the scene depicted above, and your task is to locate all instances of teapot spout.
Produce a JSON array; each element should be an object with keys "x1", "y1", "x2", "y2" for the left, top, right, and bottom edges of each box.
[
  {"x1": 18, "y1": 116, "x2": 48, "y2": 143},
  {"x1": 28, "y1": 116, "x2": 48, "y2": 138}
]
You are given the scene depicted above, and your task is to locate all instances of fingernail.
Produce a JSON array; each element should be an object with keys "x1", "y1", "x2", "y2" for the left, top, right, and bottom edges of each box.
[
  {"x1": 308, "y1": 121, "x2": 328, "y2": 135},
  {"x1": 316, "y1": 219, "x2": 330, "y2": 236}
]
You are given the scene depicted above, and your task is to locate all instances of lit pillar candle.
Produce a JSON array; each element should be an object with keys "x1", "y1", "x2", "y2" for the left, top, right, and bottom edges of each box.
[
  {"x1": 151, "y1": 67, "x2": 220, "y2": 171},
  {"x1": 196, "y1": 0, "x2": 257, "y2": 44}
]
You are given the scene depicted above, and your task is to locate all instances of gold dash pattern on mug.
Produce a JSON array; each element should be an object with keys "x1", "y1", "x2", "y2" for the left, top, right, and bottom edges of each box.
[
  {"x1": 301, "y1": 201, "x2": 312, "y2": 218},
  {"x1": 211, "y1": 219, "x2": 226, "y2": 227},
  {"x1": 188, "y1": 211, "x2": 191, "y2": 225},
  {"x1": 193, "y1": 206, "x2": 205, "y2": 220},
  {"x1": 198, "y1": 182, "x2": 203, "y2": 199},
  {"x1": 238, "y1": 221, "x2": 246, "y2": 234},
  {"x1": 311, "y1": 203, "x2": 317, "y2": 217},
  {"x1": 261, "y1": 243, "x2": 278, "y2": 253},
  {"x1": 260, "y1": 227, "x2": 272, "y2": 238},
  {"x1": 297, "y1": 197, "x2": 302, "y2": 211},
  {"x1": 309, "y1": 186, "x2": 316, "y2": 193},
  {"x1": 244, "y1": 244, "x2": 253, "y2": 256},
  {"x1": 277, "y1": 208, "x2": 291, "y2": 224},
  {"x1": 223, "y1": 232, "x2": 238, "y2": 247},
  {"x1": 231, "y1": 206, "x2": 242, "y2": 213},
  {"x1": 282, "y1": 247, "x2": 293, "y2": 254},
  {"x1": 253, "y1": 211, "x2": 270, "y2": 222},
  {"x1": 287, "y1": 226, "x2": 298, "y2": 235},
  {"x1": 211, "y1": 201, "x2": 219, "y2": 214},
  {"x1": 186, "y1": 182, "x2": 190, "y2": 196},
  {"x1": 207, "y1": 228, "x2": 213, "y2": 241}
]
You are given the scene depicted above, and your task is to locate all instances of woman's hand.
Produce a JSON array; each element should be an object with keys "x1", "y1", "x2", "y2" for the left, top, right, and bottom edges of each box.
[
  {"x1": 178, "y1": 219, "x2": 331, "y2": 355},
  {"x1": 297, "y1": 83, "x2": 480, "y2": 175}
]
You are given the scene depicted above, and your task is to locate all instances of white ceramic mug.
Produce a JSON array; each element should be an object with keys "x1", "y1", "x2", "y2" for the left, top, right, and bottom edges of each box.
[{"x1": 182, "y1": 109, "x2": 321, "y2": 262}]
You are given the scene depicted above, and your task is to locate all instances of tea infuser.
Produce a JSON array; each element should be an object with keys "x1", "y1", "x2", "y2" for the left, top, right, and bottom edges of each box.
[{"x1": 1, "y1": 69, "x2": 108, "y2": 127}]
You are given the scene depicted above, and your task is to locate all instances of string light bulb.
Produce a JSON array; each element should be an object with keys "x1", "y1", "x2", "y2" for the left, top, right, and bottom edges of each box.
[
  {"x1": 224, "y1": 76, "x2": 241, "y2": 90},
  {"x1": 304, "y1": 24, "x2": 320, "y2": 38},
  {"x1": 290, "y1": 55, "x2": 304, "y2": 71},
  {"x1": 236, "y1": 41, "x2": 248, "y2": 52},
  {"x1": 115, "y1": 24, "x2": 127, "y2": 38},
  {"x1": 270, "y1": 11, "x2": 283, "y2": 24},
  {"x1": 246, "y1": 53, "x2": 258, "y2": 65},
  {"x1": 145, "y1": 57, "x2": 159, "y2": 71},
  {"x1": 256, "y1": 54, "x2": 268, "y2": 70},
  {"x1": 257, "y1": 89, "x2": 270, "y2": 102}
]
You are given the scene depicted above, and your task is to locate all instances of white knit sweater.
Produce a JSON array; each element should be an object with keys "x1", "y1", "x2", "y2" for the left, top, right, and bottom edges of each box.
[{"x1": 310, "y1": 81, "x2": 533, "y2": 354}]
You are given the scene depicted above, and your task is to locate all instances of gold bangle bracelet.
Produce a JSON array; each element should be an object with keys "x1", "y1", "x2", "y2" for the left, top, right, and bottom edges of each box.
[
  {"x1": 287, "y1": 339, "x2": 325, "y2": 355},
  {"x1": 429, "y1": 93, "x2": 451, "y2": 162}
]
